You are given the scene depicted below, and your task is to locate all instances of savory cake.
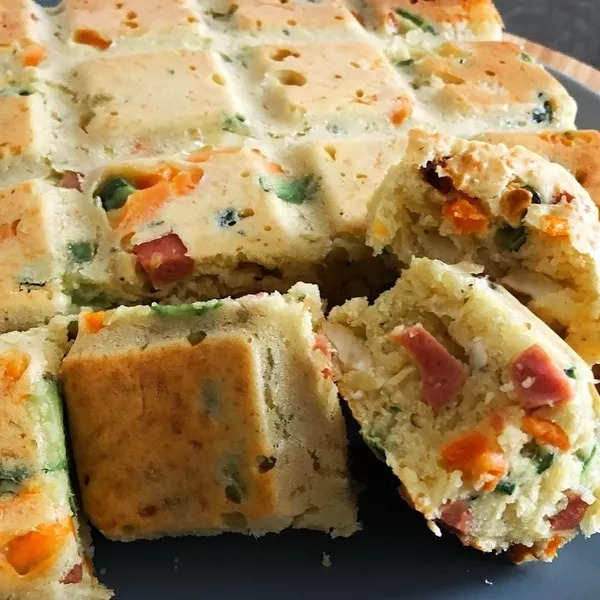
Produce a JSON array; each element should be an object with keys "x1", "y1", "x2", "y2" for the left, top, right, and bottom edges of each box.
[
  {"x1": 61, "y1": 284, "x2": 357, "y2": 540},
  {"x1": 393, "y1": 42, "x2": 577, "y2": 138},
  {"x1": 325, "y1": 257, "x2": 600, "y2": 560},
  {"x1": 368, "y1": 129, "x2": 600, "y2": 354},
  {"x1": 477, "y1": 130, "x2": 600, "y2": 210},
  {"x1": 0, "y1": 179, "x2": 111, "y2": 334},
  {"x1": 83, "y1": 147, "x2": 331, "y2": 302},
  {"x1": 0, "y1": 325, "x2": 111, "y2": 599}
]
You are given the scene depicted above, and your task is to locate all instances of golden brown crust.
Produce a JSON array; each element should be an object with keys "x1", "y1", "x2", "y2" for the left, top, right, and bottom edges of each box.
[{"x1": 62, "y1": 335, "x2": 277, "y2": 539}]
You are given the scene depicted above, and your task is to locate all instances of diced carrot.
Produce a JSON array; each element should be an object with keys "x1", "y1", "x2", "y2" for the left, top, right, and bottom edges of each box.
[
  {"x1": 83, "y1": 311, "x2": 105, "y2": 334},
  {"x1": 73, "y1": 28, "x2": 111, "y2": 51},
  {"x1": 390, "y1": 96, "x2": 413, "y2": 127},
  {"x1": 350, "y1": 10, "x2": 366, "y2": 26},
  {"x1": 0, "y1": 219, "x2": 19, "y2": 243},
  {"x1": 313, "y1": 334, "x2": 331, "y2": 360},
  {"x1": 0, "y1": 349, "x2": 30, "y2": 382},
  {"x1": 543, "y1": 535, "x2": 563, "y2": 559},
  {"x1": 172, "y1": 169, "x2": 204, "y2": 195},
  {"x1": 442, "y1": 194, "x2": 489, "y2": 234},
  {"x1": 522, "y1": 416, "x2": 570, "y2": 451},
  {"x1": 372, "y1": 218, "x2": 390, "y2": 239},
  {"x1": 264, "y1": 161, "x2": 284, "y2": 175},
  {"x1": 441, "y1": 431, "x2": 506, "y2": 487},
  {"x1": 540, "y1": 215, "x2": 569, "y2": 237},
  {"x1": 188, "y1": 148, "x2": 238, "y2": 163},
  {"x1": 4, "y1": 520, "x2": 72, "y2": 576},
  {"x1": 116, "y1": 180, "x2": 171, "y2": 231},
  {"x1": 21, "y1": 43, "x2": 46, "y2": 67}
]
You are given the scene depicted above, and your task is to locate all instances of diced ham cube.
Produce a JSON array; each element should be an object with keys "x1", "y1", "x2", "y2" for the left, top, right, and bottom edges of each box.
[
  {"x1": 58, "y1": 171, "x2": 83, "y2": 191},
  {"x1": 389, "y1": 324, "x2": 467, "y2": 410},
  {"x1": 509, "y1": 344, "x2": 573, "y2": 411},
  {"x1": 132, "y1": 233, "x2": 195, "y2": 288},
  {"x1": 550, "y1": 494, "x2": 589, "y2": 531},
  {"x1": 60, "y1": 563, "x2": 83, "y2": 584},
  {"x1": 440, "y1": 500, "x2": 472, "y2": 535}
]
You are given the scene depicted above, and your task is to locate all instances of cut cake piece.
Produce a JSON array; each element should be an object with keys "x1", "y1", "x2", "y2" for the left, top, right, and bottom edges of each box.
[
  {"x1": 0, "y1": 325, "x2": 111, "y2": 599},
  {"x1": 61, "y1": 284, "x2": 357, "y2": 540},
  {"x1": 326, "y1": 257, "x2": 600, "y2": 561},
  {"x1": 368, "y1": 129, "x2": 600, "y2": 360}
]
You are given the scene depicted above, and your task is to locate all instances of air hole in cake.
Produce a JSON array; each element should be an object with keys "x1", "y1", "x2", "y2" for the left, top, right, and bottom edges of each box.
[
  {"x1": 270, "y1": 48, "x2": 300, "y2": 61},
  {"x1": 324, "y1": 145, "x2": 337, "y2": 160},
  {"x1": 274, "y1": 70, "x2": 307, "y2": 86}
]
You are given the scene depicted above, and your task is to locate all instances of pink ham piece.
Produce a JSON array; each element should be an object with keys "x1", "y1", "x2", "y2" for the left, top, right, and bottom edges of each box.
[
  {"x1": 58, "y1": 170, "x2": 83, "y2": 191},
  {"x1": 59, "y1": 563, "x2": 83, "y2": 585},
  {"x1": 132, "y1": 233, "x2": 195, "y2": 288},
  {"x1": 389, "y1": 324, "x2": 467, "y2": 410},
  {"x1": 440, "y1": 500, "x2": 472, "y2": 535},
  {"x1": 509, "y1": 344, "x2": 573, "y2": 411},
  {"x1": 550, "y1": 494, "x2": 589, "y2": 531}
]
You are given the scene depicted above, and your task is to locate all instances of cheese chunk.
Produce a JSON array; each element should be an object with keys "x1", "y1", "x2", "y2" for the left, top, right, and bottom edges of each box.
[
  {"x1": 0, "y1": 326, "x2": 111, "y2": 599},
  {"x1": 72, "y1": 50, "x2": 241, "y2": 148},
  {"x1": 248, "y1": 42, "x2": 415, "y2": 135},
  {"x1": 62, "y1": 285, "x2": 357, "y2": 540}
]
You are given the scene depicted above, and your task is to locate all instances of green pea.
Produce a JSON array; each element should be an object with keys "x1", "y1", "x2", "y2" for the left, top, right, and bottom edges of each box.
[{"x1": 97, "y1": 176, "x2": 137, "y2": 211}]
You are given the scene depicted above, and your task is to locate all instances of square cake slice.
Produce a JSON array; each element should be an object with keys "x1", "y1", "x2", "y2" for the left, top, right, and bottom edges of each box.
[
  {"x1": 0, "y1": 326, "x2": 111, "y2": 599},
  {"x1": 0, "y1": 179, "x2": 111, "y2": 333},
  {"x1": 61, "y1": 284, "x2": 357, "y2": 540},
  {"x1": 247, "y1": 42, "x2": 415, "y2": 136},
  {"x1": 84, "y1": 147, "x2": 330, "y2": 302},
  {"x1": 71, "y1": 49, "x2": 241, "y2": 152},
  {"x1": 367, "y1": 129, "x2": 600, "y2": 361},
  {"x1": 400, "y1": 41, "x2": 577, "y2": 136},
  {"x1": 357, "y1": 0, "x2": 503, "y2": 42},
  {"x1": 64, "y1": 0, "x2": 206, "y2": 52},
  {"x1": 326, "y1": 257, "x2": 600, "y2": 561}
]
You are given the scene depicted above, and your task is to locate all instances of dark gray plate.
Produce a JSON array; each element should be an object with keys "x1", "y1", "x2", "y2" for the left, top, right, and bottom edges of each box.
[
  {"x1": 88, "y1": 72, "x2": 600, "y2": 600},
  {"x1": 29, "y1": 0, "x2": 600, "y2": 593}
]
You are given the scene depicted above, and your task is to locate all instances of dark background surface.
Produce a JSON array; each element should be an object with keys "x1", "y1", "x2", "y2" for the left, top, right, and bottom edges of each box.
[{"x1": 495, "y1": 0, "x2": 600, "y2": 68}]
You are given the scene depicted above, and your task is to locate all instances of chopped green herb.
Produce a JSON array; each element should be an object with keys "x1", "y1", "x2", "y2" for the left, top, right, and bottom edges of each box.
[
  {"x1": 532, "y1": 97, "x2": 554, "y2": 124},
  {"x1": 577, "y1": 445, "x2": 597, "y2": 473},
  {"x1": 166, "y1": 68, "x2": 175, "y2": 75},
  {"x1": 201, "y1": 380, "x2": 220, "y2": 414},
  {"x1": 522, "y1": 184, "x2": 542, "y2": 204},
  {"x1": 259, "y1": 174, "x2": 318, "y2": 205},
  {"x1": 222, "y1": 114, "x2": 250, "y2": 135},
  {"x1": 19, "y1": 280, "x2": 46, "y2": 289},
  {"x1": 68, "y1": 241, "x2": 95, "y2": 263},
  {"x1": 222, "y1": 456, "x2": 246, "y2": 504},
  {"x1": 219, "y1": 52, "x2": 233, "y2": 63},
  {"x1": 495, "y1": 479, "x2": 516, "y2": 495},
  {"x1": 394, "y1": 59, "x2": 415, "y2": 68},
  {"x1": 150, "y1": 300, "x2": 222, "y2": 317},
  {"x1": 564, "y1": 367, "x2": 576, "y2": 379},
  {"x1": 496, "y1": 226, "x2": 527, "y2": 252},
  {"x1": 326, "y1": 123, "x2": 345, "y2": 135},
  {"x1": 394, "y1": 8, "x2": 437, "y2": 35},
  {"x1": 363, "y1": 432, "x2": 386, "y2": 462},
  {"x1": 217, "y1": 208, "x2": 239, "y2": 228},
  {"x1": 97, "y1": 176, "x2": 137, "y2": 211},
  {"x1": 520, "y1": 52, "x2": 534, "y2": 63}
]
